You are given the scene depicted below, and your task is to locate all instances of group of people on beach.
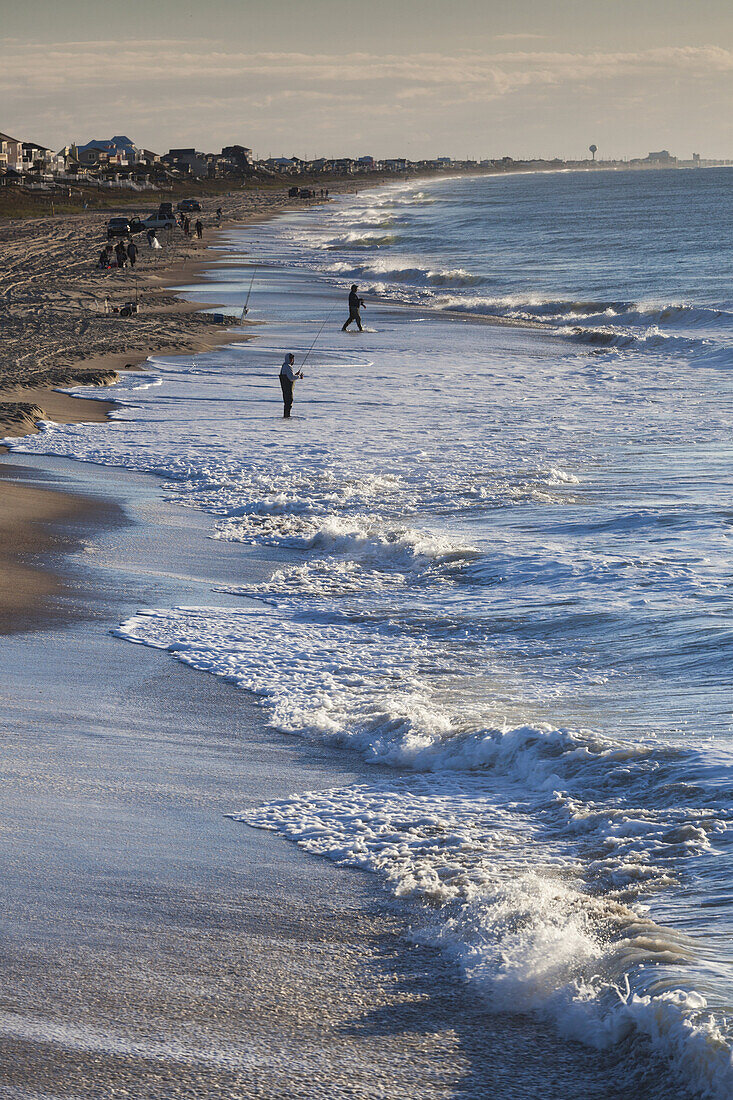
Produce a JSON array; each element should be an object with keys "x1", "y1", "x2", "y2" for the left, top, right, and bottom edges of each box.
[
  {"x1": 279, "y1": 284, "x2": 366, "y2": 417},
  {"x1": 98, "y1": 206, "x2": 210, "y2": 274},
  {"x1": 178, "y1": 213, "x2": 204, "y2": 239},
  {"x1": 98, "y1": 239, "x2": 138, "y2": 270}
]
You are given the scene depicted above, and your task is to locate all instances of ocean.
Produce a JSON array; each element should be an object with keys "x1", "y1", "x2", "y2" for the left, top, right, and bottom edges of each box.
[{"x1": 10, "y1": 168, "x2": 733, "y2": 1097}]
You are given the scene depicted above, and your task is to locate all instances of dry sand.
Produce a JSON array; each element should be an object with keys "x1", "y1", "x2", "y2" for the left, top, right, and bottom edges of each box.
[{"x1": 0, "y1": 189, "x2": 313, "y2": 437}]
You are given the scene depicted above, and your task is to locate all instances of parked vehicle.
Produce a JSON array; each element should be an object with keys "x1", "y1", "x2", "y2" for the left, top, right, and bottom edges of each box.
[
  {"x1": 128, "y1": 217, "x2": 147, "y2": 235},
  {"x1": 158, "y1": 202, "x2": 174, "y2": 217},
  {"x1": 177, "y1": 199, "x2": 202, "y2": 212},
  {"x1": 144, "y1": 212, "x2": 177, "y2": 231},
  {"x1": 106, "y1": 216, "x2": 131, "y2": 239}
]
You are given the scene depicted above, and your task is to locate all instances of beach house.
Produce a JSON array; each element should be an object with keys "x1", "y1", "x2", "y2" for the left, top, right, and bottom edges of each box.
[
  {"x1": 21, "y1": 142, "x2": 66, "y2": 175},
  {"x1": 163, "y1": 148, "x2": 209, "y2": 177},
  {"x1": 0, "y1": 131, "x2": 24, "y2": 173},
  {"x1": 76, "y1": 136, "x2": 142, "y2": 168}
]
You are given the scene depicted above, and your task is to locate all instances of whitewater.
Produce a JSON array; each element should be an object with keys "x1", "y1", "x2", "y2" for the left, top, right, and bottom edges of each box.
[{"x1": 8, "y1": 168, "x2": 733, "y2": 1097}]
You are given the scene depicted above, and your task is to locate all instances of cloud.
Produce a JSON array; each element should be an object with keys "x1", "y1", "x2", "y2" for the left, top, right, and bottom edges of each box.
[
  {"x1": 2, "y1": 40, "x2": 733, "y2": 98},
  {"x1": 2, "y1": 39, "x2": 732, "y2": 155}
]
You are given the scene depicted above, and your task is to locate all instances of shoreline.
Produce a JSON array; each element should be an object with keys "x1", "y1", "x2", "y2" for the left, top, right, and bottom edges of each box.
[
  {"x1": 0, "y1": 174, "x2": 713, "y2": 1097},
  {"x1": 0, "y1": 186, "x2": 359, "y2": 629},
  {"x1": 0, "y1": 184, "x2": 374, "y2": 442},
  {"x1": 0, "y1": 232, "x2": 238, "y2": 630},
  {"x1": 0, "y1": 452, "x2": 626, "y2": 1100},
  {"x1": 0, "y1": 174, "x2": 546, "y2": 630}
]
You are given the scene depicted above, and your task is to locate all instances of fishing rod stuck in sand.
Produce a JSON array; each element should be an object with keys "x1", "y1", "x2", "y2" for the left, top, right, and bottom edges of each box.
[{"x1": 240, "y1": 266, "x2": 258, "y2": 320}]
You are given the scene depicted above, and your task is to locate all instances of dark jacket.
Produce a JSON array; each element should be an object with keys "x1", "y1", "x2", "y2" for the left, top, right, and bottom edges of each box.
[{"x1": 349, "y1": 289, "x2": 363, "y2": 313}]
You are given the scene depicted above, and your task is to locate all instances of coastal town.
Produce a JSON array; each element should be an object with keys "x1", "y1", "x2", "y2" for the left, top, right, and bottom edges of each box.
[{"x1": 1, "y1": 131, "x2": 729, "y2": 199}]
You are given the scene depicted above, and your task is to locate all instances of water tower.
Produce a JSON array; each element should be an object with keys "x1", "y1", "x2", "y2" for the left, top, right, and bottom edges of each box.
[{"x1": 589, "y1": 144, "x2": 597, "y2": 163}]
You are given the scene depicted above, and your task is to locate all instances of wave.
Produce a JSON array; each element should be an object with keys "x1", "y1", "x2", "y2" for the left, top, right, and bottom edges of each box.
[
  {"x1": 428, "y1": 292, "x2": 732, "y2": 327},
  {"x1": 214, "y1": 511, "x2": 480, "y2": 578},
  {"x1": 327, "y1": 259, "x2": 487, "y2": 287},
  {"x1": 555, "y1": 323, "x2": 733, "y2": 364},
  {"x1": 115, "y1": 581, "x2": 731, "y2": 1093},
  {"x1": 325, "y1": 231, "x2": 402, "y2": 250},
  {"x1": 238, "y1": 779, "x2": 733, "y2": 1100}
]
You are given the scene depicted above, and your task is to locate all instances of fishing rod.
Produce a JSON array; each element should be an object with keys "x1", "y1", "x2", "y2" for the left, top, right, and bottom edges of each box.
[
  {"x1": 299, "y1": 306, "x2": 337, "y2": 373},
  {"x1": 240, "y1": 265, "x2": 258, "y2": 319}
]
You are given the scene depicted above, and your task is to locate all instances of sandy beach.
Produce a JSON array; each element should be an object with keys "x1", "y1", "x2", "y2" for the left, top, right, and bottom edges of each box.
[{"x1": 0, "y1": 189, "x2": 316, "y2": 438}]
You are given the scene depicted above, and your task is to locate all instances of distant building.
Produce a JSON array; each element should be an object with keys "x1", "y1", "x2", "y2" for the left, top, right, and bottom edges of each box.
[
  {"x1": 357, "y1": 155, "x2": 375, "y2": 168},
  {"x1": 262, "y1": 157, "x2": 297, "y2": 171},
  {"x1": 77, "y1": 135, "x2": 141, "y2": 168},
  {"x1": 22, "y1": 142, "x2": 65, "y2": 174},
  {"x1": 165, "y1": 148, "x2": 209, "y2": 176},
  {"x1": 0, "y1": 131, "x2": 24, "y2": 173},
  {"x1": 221, "y1": 145, "x2": 252, "y2": 166},
  {"x1": 645, "y1": 150, "x2": 676, "y2": 164}
]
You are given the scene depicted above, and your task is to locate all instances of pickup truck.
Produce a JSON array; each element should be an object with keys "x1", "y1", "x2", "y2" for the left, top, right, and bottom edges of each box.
[
  {"x1": 106, "y1": 216, "x2": 131, "y2": 239},
  {"x1": 177, "y1": 199, "x2": 202, "y2": 212}
]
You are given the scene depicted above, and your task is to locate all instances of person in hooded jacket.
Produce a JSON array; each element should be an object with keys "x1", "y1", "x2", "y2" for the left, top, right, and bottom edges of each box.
[
  {"x1": 342, "y1": 284, "x2": 365, "y2": 331},
  {"x1": 279, "y1": 353, "x2": 303, "y2": 418}
]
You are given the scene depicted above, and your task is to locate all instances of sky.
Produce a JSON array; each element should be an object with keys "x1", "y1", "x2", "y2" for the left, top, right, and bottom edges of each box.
[{"x1": 2, "y1": 0, "x2": 733, "y2": 160}]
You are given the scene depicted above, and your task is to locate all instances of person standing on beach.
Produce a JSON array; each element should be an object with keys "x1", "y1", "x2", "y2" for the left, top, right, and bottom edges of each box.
[
  {"x1": 115, "y1": 240, "x2": 127, "y2": 268},
  {"x1": 195, "y1": 219, "x2": 203, "y2": 239},
  {"x1": 126, "y1": 239, "x2": 138, "y2": 268},
  {"x1": 342, "y1": 284, "x2": 365, "y2": 332},
  {"x1": 279, "y1": 353, "x2": 303, "y2": 418}
]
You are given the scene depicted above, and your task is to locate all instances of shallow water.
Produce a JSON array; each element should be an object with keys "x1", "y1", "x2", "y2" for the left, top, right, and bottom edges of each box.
[{"x1": 9, "y1": 169, "x2": 733, "y2": 1097}]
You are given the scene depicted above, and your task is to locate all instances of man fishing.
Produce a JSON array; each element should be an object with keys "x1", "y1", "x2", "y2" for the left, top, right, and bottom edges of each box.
[
  {"x1": 341, "y1": 284, "x2": 365, "y2": 332},
  {"x1": 279, "y1": 353, "x2": 303, "y2": 419}
]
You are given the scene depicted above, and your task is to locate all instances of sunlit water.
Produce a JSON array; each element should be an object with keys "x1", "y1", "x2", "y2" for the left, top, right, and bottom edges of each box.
[{"x1": 10, "y1": 169, "x2": 733, "y2": 1096}]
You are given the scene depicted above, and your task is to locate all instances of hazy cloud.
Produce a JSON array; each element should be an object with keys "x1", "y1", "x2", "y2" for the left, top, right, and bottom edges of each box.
[
  {"x1": 2, "y1": 38, "x2": 732, "y2": 156},
  {"x1": 3, "y1": 40, "x2": 733, "y2": 96}
]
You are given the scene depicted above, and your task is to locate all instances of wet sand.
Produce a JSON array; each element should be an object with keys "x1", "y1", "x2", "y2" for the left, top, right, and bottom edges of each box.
[{"x1": 0, "y1": 463, "x2": 123, "y2": 634}]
